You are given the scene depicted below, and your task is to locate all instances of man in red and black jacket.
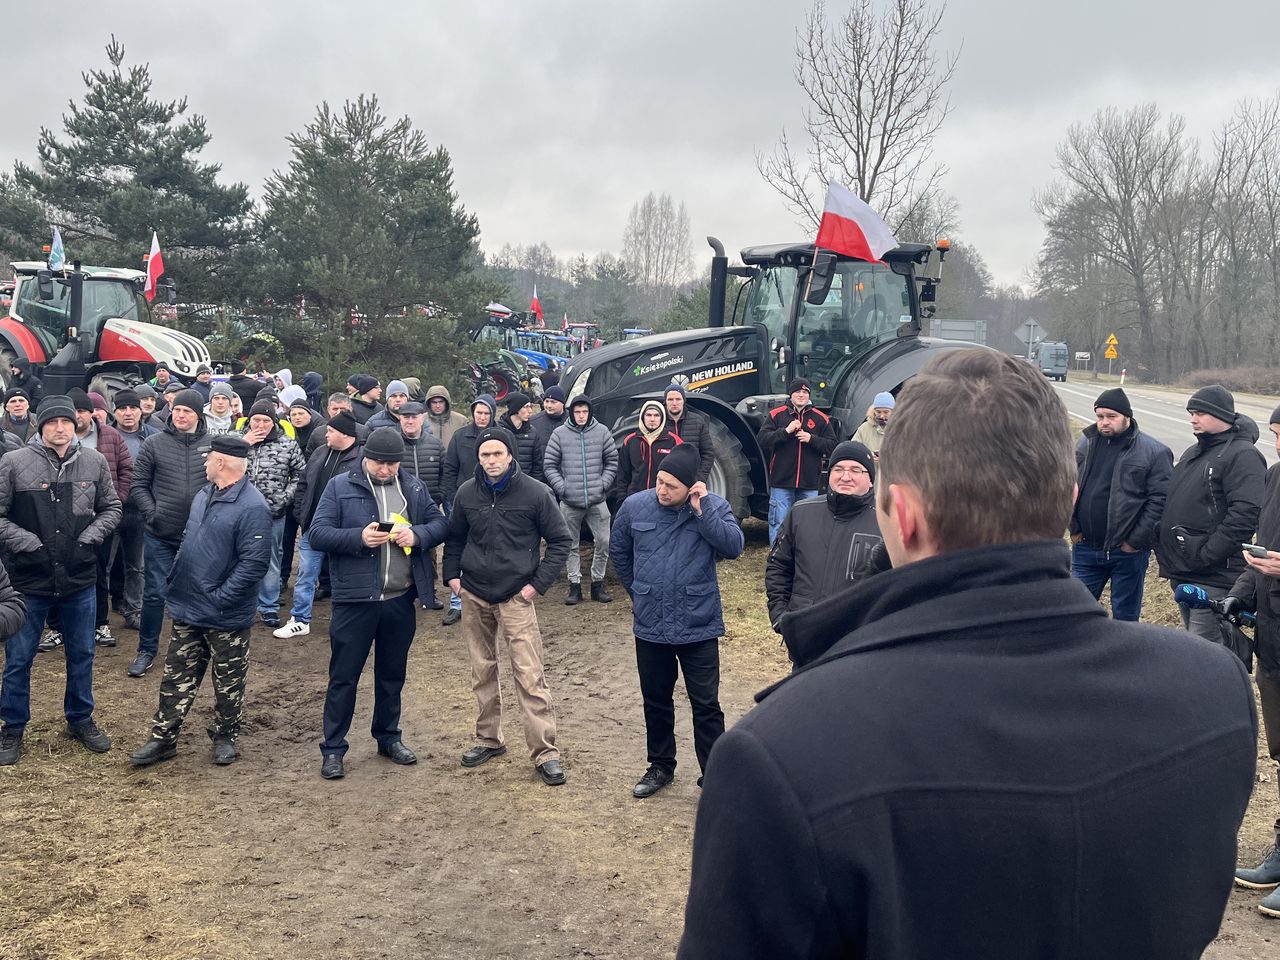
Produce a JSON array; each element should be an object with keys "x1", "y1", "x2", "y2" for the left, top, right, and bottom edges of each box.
[
  {"x1": 757, "y1": 378, "x2": 836, "y2": 544},
  {"x1": 616, "y1": 400, "x2": 683, "y2": 498}
]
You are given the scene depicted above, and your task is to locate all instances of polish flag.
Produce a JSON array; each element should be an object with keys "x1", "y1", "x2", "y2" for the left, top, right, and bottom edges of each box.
[
  {"x1": 562, "y1": 312, "x2": 569, "y2": 333},
  {"x1": 143, "y1": 231, "x2": 165, "y2": 302},
  {"x1": 814, "y1": 182, "x2": 898, "y2": 263},
  {"x1": 529, "y1": 285, "x2": 544, "y2": 325}
]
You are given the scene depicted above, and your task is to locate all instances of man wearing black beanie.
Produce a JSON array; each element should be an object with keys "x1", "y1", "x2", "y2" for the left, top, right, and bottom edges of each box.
[
  {"x1": 608, "y1": 439, "x2": 745, "y2": 799},
  {"x1": 1068, "y1": 389, "x2": 1173, "y2": 621},
  {"x1": 1156, "y1": 383, "x2": 1266, "y2": 641},
  {"x1": 765, "y1": 440, "x2": 884, "y2": 666}
]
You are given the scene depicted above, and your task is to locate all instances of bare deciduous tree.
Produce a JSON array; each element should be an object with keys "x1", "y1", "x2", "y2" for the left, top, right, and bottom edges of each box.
[
  {"x1": 758, "y1": 0, "x2": 957, "y2": 232},
  {"x1": 621, "y1": 192, "x2": 693, "y2": 313}
]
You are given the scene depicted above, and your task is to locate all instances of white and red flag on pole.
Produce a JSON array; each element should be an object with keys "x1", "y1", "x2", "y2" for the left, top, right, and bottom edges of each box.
[
  {"x1": 814, "y1": 182, "x2": 898, "y2": 263},
  {"x1": 529, "y1": 285, "x2": 544, "y2": 325},
  {"x1": 562, "y1": 312, "x2": 569, "y2": 333},
  {"x1": 143, "y1": 231, "x2": 165, "y2": 302}
]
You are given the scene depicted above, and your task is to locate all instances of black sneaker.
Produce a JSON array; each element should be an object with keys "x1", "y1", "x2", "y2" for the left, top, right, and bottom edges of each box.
[
  {"x1": 259, "y1": 613, "x2": 282, "y2": 628},
  {"x1": 37, "y1": 630, "x2": 63, "y2": 653},
  {"x1": 632, "y1": 764, "x2": 674, "y2": 799},
  {"x1": 0, "y1": 729, "x2": 21, "y2": 765},
  {"x1": 127, "y1": 652, "x2": 155, "y2": 678},
  {"x1": 67, "y1": 720, "x2": 111, "y2": 753},
  {"x1": 94, "y1": 625, "x2": 116, "y2": 647},
  {"x1": 442, "y1": 608, "x2": 461, "y2": 626}
]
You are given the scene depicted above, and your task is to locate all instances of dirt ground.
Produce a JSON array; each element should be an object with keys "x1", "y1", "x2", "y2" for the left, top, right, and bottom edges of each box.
[{"x1": 1, "y1": 524, "x2": 1278, "y2": 959}]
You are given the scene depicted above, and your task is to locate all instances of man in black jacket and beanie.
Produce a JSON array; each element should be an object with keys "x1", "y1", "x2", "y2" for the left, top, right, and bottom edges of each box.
[
  {"x1": 1069, "y1": 388, "x2": 1173, "y2": 621},
  {"x1": 444, "y1": 428, "x2": 572, "y2": 787},
  {"x1": 128, "y1": 389, "x2": 212, "y2": 677},
  {"x1": 765, "y1": 440, "x2": 882, "y2": 665},
  {"x1": 757, "y1": 378, "x2": 837, "y2": 544},
  {"x1": 679, "y1": 350, "x2": 1258, "y2": 960},
  {"x1": 1156, "y1": 383, "x2": 1265, "y2": 641}
]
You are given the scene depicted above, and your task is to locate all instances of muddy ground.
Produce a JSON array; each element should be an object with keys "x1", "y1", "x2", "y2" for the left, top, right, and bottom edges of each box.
[{"x1": 1, "y1": 525, "x2": 1277, "y2": 959}]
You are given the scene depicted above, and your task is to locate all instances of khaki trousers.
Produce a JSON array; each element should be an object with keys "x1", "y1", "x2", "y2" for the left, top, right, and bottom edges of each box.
[{"x1": 461, "y1": 589, "x2": 559, "y2": 764}]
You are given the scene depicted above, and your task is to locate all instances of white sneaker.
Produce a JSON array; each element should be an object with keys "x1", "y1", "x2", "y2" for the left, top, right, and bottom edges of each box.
[
  {"x1": 94, "y1": 625, "x2": 116, "y2": 647},
  {"x1": 273, "y1": 618, "x2": 310, "y2": 639}
]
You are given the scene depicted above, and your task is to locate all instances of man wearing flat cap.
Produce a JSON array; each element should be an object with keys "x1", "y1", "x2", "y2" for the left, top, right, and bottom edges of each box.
[
  {"x1": 757, "y1": 377, "x2": 837, "y2": 544},
  {"x1": 309, "y1": 426, "x2": 449, "y2": 780},
  {"x1": 609, "y1": 442, "x2": 744, "y2": 799},
  {"x1": 129, "y1": 434, "x2": 273, "y2": 767},
  {"x1": 1156, "y1": 383, "x2": 1266, "y2": 641},
  {"x1": 1069, "y1": 388, "x2": 1173, "y2": 622},
  {"x1": 444, "y1": 426, "x2": 572, "y2": 787}
]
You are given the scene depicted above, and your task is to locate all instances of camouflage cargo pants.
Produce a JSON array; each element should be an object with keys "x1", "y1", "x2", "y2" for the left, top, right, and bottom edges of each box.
[{"x1": 150, "y1": 621, "x2": 251, "y2": 744}]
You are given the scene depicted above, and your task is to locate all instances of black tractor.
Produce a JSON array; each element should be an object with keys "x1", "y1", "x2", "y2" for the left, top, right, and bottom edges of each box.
[{"x1": 558, "y1": 236, "x2": 983, "y2": 519}]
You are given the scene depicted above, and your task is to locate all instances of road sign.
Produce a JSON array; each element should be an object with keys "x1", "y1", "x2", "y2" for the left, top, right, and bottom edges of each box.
[
  {"x1": 1104, "y1": 345, "x2": 1118, "y2": 360},
  {"x1": 1106, "y1": 333, "x2": 1119, "y2": 346}
]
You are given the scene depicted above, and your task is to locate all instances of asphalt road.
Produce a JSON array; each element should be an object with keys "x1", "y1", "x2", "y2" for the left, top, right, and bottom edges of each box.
[{"x1": 1051, "y1": 379, "x2": 1280, "y2": 466}]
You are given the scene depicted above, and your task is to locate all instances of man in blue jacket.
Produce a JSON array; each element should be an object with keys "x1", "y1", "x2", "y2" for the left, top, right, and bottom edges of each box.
[
  {"x1": 308, "y1": 427, "x2": 449, "y2": 780},
  {"x1": 129, "y1": 434, "x2": 273, "y2": 767},
  {"x1": 609, "y1": 443, "x2": 744, "y2": 799}
]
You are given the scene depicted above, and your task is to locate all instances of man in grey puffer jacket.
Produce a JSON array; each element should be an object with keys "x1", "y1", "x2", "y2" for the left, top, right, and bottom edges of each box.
[
  {"x1": 543, "y1": 397, "x2": 618, "y2": 604},
  {"x1": 241, "y1": 400, "x2": 307, "y2": 627}
]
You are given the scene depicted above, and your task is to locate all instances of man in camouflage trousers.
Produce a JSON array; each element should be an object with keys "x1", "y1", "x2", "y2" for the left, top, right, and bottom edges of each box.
[{"x1": 130, "y1": 434, "x2": 273, "y2": 767}]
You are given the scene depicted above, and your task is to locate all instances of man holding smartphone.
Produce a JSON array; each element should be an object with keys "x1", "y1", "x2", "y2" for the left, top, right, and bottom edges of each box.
[{"x1": 308, "y1": 427, "x2": 449, "y2": 780}]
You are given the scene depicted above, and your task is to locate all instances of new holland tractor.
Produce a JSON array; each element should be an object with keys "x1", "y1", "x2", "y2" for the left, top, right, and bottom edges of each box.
[
  {"x1": 558, "y1": 236, "x2": 981, "y2": 519},
  {"x1": 2, "y1": 256, "x2": 210, "y2": 397}
]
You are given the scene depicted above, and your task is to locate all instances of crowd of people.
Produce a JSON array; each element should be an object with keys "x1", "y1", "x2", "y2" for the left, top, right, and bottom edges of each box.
[{"x1": 1, "y1": 349, "x2": 1279, "y2": 952}]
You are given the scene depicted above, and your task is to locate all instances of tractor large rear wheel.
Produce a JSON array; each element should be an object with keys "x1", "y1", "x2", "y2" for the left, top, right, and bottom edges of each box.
[{"x1": 704, "y1": 417, "x2": 753, "y2": 519}]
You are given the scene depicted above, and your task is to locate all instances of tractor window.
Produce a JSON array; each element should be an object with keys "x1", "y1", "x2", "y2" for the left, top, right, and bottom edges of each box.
[
  {"x1": 744, "y1": 265, "x2": 796, "y2": 394},
  {"x1": 796, "y1": 261, "x2": 911, "y2": 406}
]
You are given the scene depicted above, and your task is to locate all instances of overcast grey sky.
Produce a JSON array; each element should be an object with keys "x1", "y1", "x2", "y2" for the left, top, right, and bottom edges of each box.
[{"x1": 6, "y1": 1, "x2": 1280, "y2": 287}]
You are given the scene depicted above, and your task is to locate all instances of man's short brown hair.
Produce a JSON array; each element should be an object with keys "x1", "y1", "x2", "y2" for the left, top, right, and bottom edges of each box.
[{"x1": 877, "y1": 350, "x2": 1075, "y2": 551}]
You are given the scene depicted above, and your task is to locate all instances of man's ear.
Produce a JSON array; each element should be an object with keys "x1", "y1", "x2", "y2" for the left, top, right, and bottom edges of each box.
[{"x1": 887, "y1": 482, "x2": 937, "y2": 561}]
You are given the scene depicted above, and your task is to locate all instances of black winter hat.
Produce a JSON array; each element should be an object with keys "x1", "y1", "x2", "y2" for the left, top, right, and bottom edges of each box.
[
  {"x1": 363, "y1": 426, "x2": 405, "y2": 462},
  {"x1": 210, "y1": 434, "x2": 250, "y2": 459},
  {"x1": 172, "y1": 388, "x2": 205, "y2": 414},
  {"x1": 829, "y1": 440, "x2": 876, "y2": 484},
  {"x1": 113, "y1": 389, "x2": 140, "y2": 410},
  {"x1": 4, "y1": 387, "x2": 30, "y2": 404},
  {"x1": 475, "y1": 427, "x2": 517, "y2": 459},
  {"x1": 1093, "y1": 388, "x2": 1132, "y2": 419},
  {"x1": 787, "y1": 378, "x2": 812, "y2": 394},
  {"x1": 1270, "y1": 404, "x2": 1280, "y2": 427},
  {"x1": 230, "y1": 359, "x2": 246, "y2": 374},
  {"x1": 1187, "y1": 384, "x2": 1236, "y2": 424},
  {"x1": 327, "y1": 410, "x2": 358, "y2": 438},
  {"x1": 505, "y1": 391, "x2": 531, "y2": 412},
  {"x1": 353, "y1": 374, "x2": 379, "y2": 395},
  {"x1": 36, "y1": 394, "x2": 76, "y2": 430},
  {"x1": 658, "y1": 442, "x2": 700, "y2": 488},
  {"x1": 68, "y1": 388, "x2": 93, "y2": 413},
  {"x1": 248, "y1": 399, "x2": 278, "y2": 421},
  {"x1": 543, "y1": 385, "x2": 567, "y2": 404}
]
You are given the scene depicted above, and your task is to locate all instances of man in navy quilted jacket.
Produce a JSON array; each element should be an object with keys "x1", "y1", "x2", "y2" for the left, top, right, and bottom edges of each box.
[{"x1": 609, "y1": 443, "x2": 744, "y2": 799}]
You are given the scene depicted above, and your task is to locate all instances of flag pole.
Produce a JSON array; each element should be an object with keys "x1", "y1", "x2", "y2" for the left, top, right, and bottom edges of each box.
[{"x1": 802, "y1": 246, "x2": 822, "y2": 302}]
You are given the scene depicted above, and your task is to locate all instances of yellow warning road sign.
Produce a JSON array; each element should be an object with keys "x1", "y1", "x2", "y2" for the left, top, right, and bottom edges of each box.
[
  {"x1": 1104, "y1": 345, "x2": 1118, "y2": 360},
  {"x1": 1105, "y1": 334, "x2": 1119, "y2": 346}
]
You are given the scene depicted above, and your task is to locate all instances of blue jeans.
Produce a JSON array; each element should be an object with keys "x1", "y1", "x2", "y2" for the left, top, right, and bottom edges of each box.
[
  {"x1": 768, "y1": 487, "x2": 820, "y2": 544},
  {"x1": 289, "y1": 533, "x2": 325, "y2": 624},
  {"x1": 443, "y1": 497, "x2": 461, "y2": 611},
  {"x1": 1071, "y1": 543, "x2": 1150, "y2": 622},
  {"x1": 258, "y1": 516, "x2": 287, "y2": 616},
  {"x1": 1, "y1": 585, "x2": 97, "y2": 732},
  {"x1": 139, "y1": 532, "x2": 181, "y2": 657}
]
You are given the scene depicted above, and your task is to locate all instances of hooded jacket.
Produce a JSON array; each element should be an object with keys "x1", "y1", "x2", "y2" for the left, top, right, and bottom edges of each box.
[
  {"x1": 302, "y1": 371, "x2": 325, "y2": 412},
  {"x1": 166, "y1": 475, "x2": 273, "y2": 631},
  {"x1": 765, "y1": 489, "x2": 883, "y2": 631},
  {"x1": 1069, "y1": 418, "x2": 1173, "y2": 552},
  {"x1": 401, "y1": 377, "x2": 426, "y2": 403},
  {"x1": 241, "y1": 420, "x2": 307, "y2": 518},
  {"x1": 758, "y1": 401, "x2": 837, "y2": 490},
  {"x1": 679, "y1": 540, "x2": 1258, "y2": 960},
  {"x1": 274, "y1": 368, "x2": 293, "y2": 389},
  {"x1": 130, "y1": 412, "x2": 214, "y2": 543},
  {"x1": 443, "y1": 460, "x2": 572, "y2": 603},
  {"x1": 309, "y1": 465, "x2": 449, "y2": 605},
  {"x1": 426, "y1": 384, "x2": 468, "y2": 447},
  {"x1": 8, "y1": 358, "x2": 44, "y2": 406},
  {"x1": 498, "y1": 411, "x2": 546, "y2": 483},
  {"x1": 609, "y1": 486, "x2": 744, "y2": 645},
  {"x1": 442, "y1": 394, "x2": 497, "y2": 501},
  {"x1": 543, "y1": 400, "x2": 619, "y2": 508},
  {"x1": 0, "y1": 439, "x2": 122, "y2": 596},
  {"x1": 617, "y1": 400, "x2": 682, "y2": 497},
  {"x1": 1156, "y1": 415, "x2": 1265, "y2": 588}
]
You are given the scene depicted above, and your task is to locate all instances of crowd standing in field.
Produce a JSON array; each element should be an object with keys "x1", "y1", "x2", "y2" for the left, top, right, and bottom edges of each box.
[{"x1": 0, "y1": 354, "x2": 1278, "y2": 953}]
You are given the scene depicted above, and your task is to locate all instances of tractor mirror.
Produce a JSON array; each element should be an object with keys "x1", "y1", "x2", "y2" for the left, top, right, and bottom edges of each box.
[
  {"x1": 805, "y1": 253, "x2": 837, "y2": 305},
  {"x1": 36, "y1": 270, "x2": 54, "y2": 301},
  {"x1": 159, "y1": 279, "x2": 178, "y2": 305},
  {"x1": 920, "y1": 280, "x2": 937, "y2": 303}
]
